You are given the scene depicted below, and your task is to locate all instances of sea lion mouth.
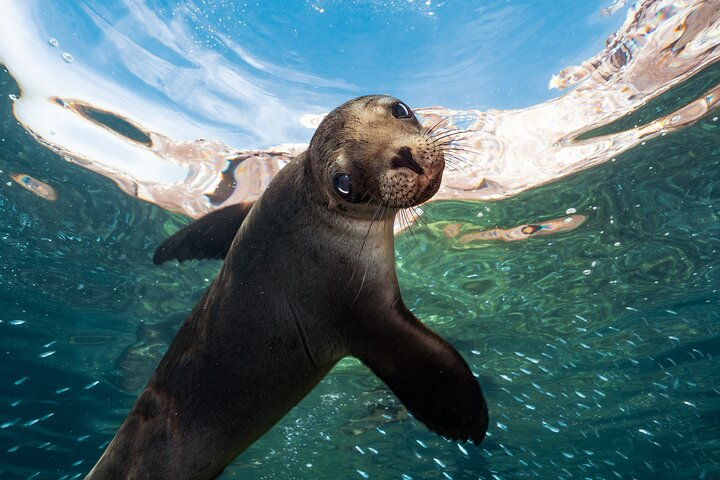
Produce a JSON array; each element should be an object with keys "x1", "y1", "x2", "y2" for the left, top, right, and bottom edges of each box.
[{"x1": 414, "y1": 169, "x2": 443, "y2": 204}]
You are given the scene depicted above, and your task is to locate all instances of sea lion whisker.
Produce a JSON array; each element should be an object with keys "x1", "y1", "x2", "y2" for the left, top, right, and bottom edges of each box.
[
  {"x1": 351, "y1": 204, "x2": 389, "y2": 306},
  {"x1": 350, "y1": 263, "x2": 370, "y2": 307},
  {"x1": 339, "y1": 192, "x2": 375, "y2": 242},
  {"x1": 431, "y1": 128, "x2": 474, "y2": 140},
  {"x1": 433, "y1": 139, "x2": 475, "y2": 157},
  {"x1": 429, "y1": 126, "x2": 471, "y2": 136},
  {"x1": 437, "y1": 126, "x2": 474, "y2": 135},
  {"x1": 430, "y1": 130, "x2": 474, "y2": 143},
  {"x1": 440, "y1": 141, "x2": 481, "y2": 151},
  {"x1": 414, "y1": 207, "x2": 433, "y2": 228},
  {"x1": 401, "y1": 209, "x2": 420, "y2": 249},
  {"x1": 443, "y1": 154, "x2": 478, "y2": 168},
  {"x1": 341, "y1": 202, "x2": 383, "y2": 296},
  {"x1": 397, "y1": 209, "x2": 412, "y2": 253},
  {"x1": 408, "y1": 206, "x2": 431, "y2": 231},
  {"x1": 287, "y1": 299, "x2": 318, "y2": 369},
  {"x1": 403, "y1": 210, "x2": 419, "y2": 239},
  {"x1": 422, "y1": 111, "x2": 481, "y2": 136},
  {"x1": 442, "y1": 157, "x2": 472, "y2": 175},
  {"x1": 441, "y1": 145, "x2": 482, "y2": 157},
  {"x1": 442, "y1": 149, "x2": 474, "y2": 164},
  {"x1": 444, "y1": 153, "x2": 474, "y2": 171},
  {"x1": 445, "y1": 162, "x2": 469, "y2": 174},
  {"x1": 422, "y1": 115, "x2": 452, "y2": 137},
  {"x1": 443, "y1": 155, "x2": 471, "y2": 170}
]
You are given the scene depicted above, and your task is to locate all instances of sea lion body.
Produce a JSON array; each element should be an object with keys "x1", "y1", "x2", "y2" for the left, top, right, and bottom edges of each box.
[{"x1": 88, "y1": 96, "x2": 488, "y2": 479}]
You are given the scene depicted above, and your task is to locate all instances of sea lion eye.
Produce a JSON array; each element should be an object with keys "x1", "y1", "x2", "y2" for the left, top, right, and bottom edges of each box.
[
  {"x1": 391, "y1": 101, "x2": 413, "y2": 119},
  {"x1": 334, "y1": 173, "x2": 352, "y2": 198}
]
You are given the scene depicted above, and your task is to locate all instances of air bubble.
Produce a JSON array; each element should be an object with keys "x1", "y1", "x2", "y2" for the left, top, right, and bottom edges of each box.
[
  {"x1": 48, "y1": 38, "x2": 58, "y2": 47},
  {"x1": 62, "y1": 53, "x2": 74, "y2": 63}
]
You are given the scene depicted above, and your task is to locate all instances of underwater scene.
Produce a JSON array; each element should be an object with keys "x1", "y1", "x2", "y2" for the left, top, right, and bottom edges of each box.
[{"x1": 1, "y1": 0, "x2": 719, "y2": 478}]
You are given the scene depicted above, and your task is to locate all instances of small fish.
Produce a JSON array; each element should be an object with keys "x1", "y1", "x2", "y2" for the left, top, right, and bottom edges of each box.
[
  {"x1": 0, "y1": 419, "x2": 19, "y2": 428},
  {"x1": 10, "y1": 173, "x2": 57, "y2": 201}
]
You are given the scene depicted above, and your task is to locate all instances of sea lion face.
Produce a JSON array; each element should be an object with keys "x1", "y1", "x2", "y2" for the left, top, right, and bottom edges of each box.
[{"x1": 308, "y1": 95, "x2": 445, "y2": 219}]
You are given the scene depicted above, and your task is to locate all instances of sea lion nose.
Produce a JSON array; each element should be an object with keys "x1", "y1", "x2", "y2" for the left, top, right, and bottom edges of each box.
[{"x1": 391, "y1": 146, "x2": 424, "y2": 175}]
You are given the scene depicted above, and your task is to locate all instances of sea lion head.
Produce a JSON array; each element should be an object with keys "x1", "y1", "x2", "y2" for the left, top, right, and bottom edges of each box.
[{"x1": 307, "y1": 95, "x2": 446, "y2": 219}]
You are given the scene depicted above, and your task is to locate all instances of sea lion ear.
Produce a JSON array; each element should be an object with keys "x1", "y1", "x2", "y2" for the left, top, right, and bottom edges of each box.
[
  {"x1": 352, "y1": 303, "x2": 489, "y2": 444},
  {"x1": 153, "y1": 202, "x2": 254, "y2": 265}
]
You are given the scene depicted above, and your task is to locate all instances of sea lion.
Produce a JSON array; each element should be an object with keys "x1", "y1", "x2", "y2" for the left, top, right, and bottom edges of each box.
[{"x1": 87, "y1": 95, "x2": 488, "y2": 479}]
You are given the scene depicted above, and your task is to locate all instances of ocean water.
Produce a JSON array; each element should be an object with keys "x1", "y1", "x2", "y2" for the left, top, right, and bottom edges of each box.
[{"x1": 1, "y1": 1, "x2": 720, "y2": 479}]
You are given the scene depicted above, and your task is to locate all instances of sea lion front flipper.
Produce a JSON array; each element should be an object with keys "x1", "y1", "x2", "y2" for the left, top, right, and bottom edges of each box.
[
  {"x1": 353, "y1": 303, "x2": 489, "y2": 444},
  {"x1": 153, "y1": 202, "x2": 254, "y2": 265}
]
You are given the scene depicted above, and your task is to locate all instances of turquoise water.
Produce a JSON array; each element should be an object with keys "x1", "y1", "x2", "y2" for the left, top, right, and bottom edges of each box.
[{"x1": 1, "y1": 1, "x2": 720, "y2": 479}]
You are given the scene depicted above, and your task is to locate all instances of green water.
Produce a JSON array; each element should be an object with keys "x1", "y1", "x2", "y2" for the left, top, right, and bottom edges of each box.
[{"x1": 0, "y1": 66, "x2": 719, "y2": 479}]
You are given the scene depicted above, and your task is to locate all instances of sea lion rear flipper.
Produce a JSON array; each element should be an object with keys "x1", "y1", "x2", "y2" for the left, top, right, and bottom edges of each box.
[
  {"x1": 153, "y1": 202, "x2": 254, "y2": 265},
  {"x1": 354, "y1": 303, "x2": 488, "y2": 444}
]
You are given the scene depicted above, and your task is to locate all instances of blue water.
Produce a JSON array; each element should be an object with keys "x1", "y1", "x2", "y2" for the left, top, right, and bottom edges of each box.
[{"x1": 2, "y1": 1, "x2": 720, "y2": 479}]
